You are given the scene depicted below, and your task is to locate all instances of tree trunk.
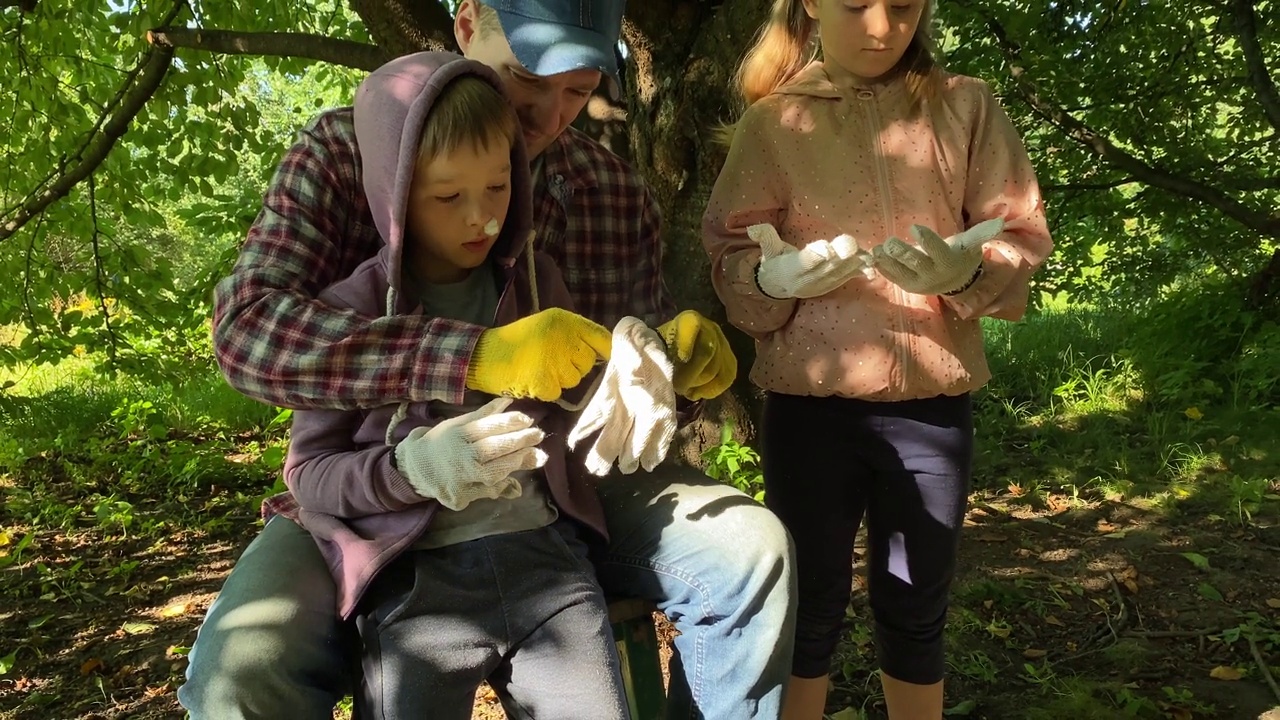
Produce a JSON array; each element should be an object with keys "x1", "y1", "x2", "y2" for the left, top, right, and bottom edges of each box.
[{"x1": 622, "y1": 0, "x2": 772, "y2": 459}]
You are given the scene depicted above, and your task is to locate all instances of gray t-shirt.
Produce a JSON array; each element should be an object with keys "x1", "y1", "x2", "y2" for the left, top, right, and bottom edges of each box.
[{"x1": 408, "y1": 263, "x2": 558, "y2": 549}]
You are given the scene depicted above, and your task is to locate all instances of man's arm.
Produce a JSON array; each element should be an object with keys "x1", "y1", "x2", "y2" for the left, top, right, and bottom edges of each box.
[{"x1": 212, "y1": 111, "x2": 483, "y2": 411}]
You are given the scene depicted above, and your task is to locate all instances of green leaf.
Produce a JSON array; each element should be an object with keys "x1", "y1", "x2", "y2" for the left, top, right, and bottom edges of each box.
[
  {"x1": 1197, "y1": 583, "x2": 1224, "y2": 602},
  {"x1": 122, "y1": 622, "x2": 157, "y2": 635},
  {"x1": 1181, "y1": 552, "x2": 1211, "y2": 570}
]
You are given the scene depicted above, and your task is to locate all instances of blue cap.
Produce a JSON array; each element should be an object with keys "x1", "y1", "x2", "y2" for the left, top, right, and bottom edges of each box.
[{"x1": 480, "y1": 0, "x2": 624, "y2": 96}]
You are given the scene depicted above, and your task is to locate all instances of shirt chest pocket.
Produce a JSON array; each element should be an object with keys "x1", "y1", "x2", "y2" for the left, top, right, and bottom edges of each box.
[{"x1": 558, "y1": 265, "x2": 627, "y2": 293}]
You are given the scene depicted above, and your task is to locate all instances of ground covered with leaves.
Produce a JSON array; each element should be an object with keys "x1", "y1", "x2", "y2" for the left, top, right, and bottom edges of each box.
[{"x1": 1, "y1": 448, "x2": 1278, "y2": 719}]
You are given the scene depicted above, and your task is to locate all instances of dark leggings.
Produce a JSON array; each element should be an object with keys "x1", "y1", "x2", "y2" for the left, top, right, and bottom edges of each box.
[{"x1": 762, "y1": 391, "x2": 973, "y2": 684}]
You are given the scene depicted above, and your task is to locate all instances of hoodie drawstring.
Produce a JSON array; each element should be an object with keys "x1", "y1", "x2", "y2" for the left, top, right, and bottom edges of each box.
[{"x1": 385, "y1": 283, "x2": 411, "y2": 445}]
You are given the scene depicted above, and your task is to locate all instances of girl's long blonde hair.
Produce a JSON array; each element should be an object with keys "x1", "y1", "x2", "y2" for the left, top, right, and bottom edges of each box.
[{"x1": 721, "y1": 0, "x2": 940, "y2": 139}]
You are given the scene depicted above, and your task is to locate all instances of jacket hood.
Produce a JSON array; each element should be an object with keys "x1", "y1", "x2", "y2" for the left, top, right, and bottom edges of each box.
[{"x1": 353, "y1": 51, "x2": 534, "y2": 296}]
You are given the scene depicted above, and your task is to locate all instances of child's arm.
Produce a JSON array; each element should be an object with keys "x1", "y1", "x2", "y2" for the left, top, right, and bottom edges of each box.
[
  {"x1": 702, "y1": 107, "x2": 800, "y2": 339},
  {"x1": 942, "y1": 82, "x2": 1055, "y2": 322},
  {"x1": 212, "y1": 110, "x2": 485, "y2": 412},
  {"x1": 283, "y1": 408, "x2": 423, "y2": 519}
]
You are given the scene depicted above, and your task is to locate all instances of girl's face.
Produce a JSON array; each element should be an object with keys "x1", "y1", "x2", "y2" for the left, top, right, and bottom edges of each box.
[{"x1": 802, "y1": 0, "x2": 925, "y2": 83}]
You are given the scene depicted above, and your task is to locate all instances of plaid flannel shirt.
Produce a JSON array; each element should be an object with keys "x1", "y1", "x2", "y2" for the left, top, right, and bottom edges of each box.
[{"x1": 213, "y1": 109, "x2": 677, "y2": 521}]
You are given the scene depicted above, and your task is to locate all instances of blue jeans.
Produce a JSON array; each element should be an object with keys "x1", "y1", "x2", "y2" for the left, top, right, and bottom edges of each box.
[{"x1": 179, "y1": 465, "x2": 796, "y2": 719}]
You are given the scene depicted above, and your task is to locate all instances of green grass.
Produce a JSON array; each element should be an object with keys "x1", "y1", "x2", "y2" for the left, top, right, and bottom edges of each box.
[{"x1": 970, "y1": 291, "x2": 1278, "y2": 521}]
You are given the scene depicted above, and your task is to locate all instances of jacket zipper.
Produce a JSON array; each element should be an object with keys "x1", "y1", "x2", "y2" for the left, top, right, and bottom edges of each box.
[{"x1": 864, "y1": 92, "x2": 910, "y2": 396}]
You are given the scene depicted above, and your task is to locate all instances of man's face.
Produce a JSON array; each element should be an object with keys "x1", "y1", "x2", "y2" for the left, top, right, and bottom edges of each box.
[{"x1": 455, "y1": 0, "x2": 603, "y2": 158}]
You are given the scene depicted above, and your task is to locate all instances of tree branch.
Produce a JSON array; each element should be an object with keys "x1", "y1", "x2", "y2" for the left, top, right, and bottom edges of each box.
[
  {"x1": 0, "y1": 3, "x2": 182, "y2": 242},
  {"x1": 146, "y1": 27, "x2": 389, "y2": 72},
  {"x1": 348, "y1": 0, "x2": 456, "y2": 57},
  {"x1": 1227, "y1": 0, "x2": 1280, "y2": 134},
  {"x1": 1042, "y1": 178, "x2": 1136, "y2": 193},
  {"x1": 969, "y1": 5, "x2": 1280, "y2": 238},
  {"x1": 87, "y1": 175, "x2": 120, "y2": 361}
]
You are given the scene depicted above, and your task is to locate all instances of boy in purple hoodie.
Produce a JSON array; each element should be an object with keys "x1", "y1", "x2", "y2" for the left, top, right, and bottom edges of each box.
[{"x1": 284, "y1": 51, "x2": 628, "y2": 719}]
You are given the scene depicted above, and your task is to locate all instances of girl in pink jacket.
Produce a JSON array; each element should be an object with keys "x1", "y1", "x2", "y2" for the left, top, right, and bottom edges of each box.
[{"x1": 702, "y1": 1, "x2": 1053, "y2": 718}]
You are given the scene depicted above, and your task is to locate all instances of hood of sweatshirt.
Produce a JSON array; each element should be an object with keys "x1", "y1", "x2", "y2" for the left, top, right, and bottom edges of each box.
[{"x1": 353, "y1": 51, "x2": 534, "y2": 300}]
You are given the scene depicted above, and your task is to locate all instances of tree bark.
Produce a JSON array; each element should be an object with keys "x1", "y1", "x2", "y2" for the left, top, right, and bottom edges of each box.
[
  {"x1": 622, "y1": 0, "x2": 773, "y2": 454},
  {"x1": 348, "y1": 0, "x2": 456, "y2": 56}
]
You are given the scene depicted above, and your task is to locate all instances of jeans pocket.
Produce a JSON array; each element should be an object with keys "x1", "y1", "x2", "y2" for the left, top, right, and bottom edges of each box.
[
  {"x1": 543, "y1": 521, "x2": 600, "y2": 581},
  {"x1": 359, "y1": 553, "x2": 422, "y2": 633}
]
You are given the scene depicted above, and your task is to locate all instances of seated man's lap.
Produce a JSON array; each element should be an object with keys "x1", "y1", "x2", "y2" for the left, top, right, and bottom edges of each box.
[{"x1": 179, "y1": 516, "x2": 351, "y2": 718}]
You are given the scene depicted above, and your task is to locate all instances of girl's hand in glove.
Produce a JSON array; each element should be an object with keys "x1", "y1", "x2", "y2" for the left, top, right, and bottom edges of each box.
[
  {"x1": 872, "y1": 218, "x2": 1004, "y2": 296},
  {"x1": 750, "y1": 222, "x2": 874, "y2": 300}
]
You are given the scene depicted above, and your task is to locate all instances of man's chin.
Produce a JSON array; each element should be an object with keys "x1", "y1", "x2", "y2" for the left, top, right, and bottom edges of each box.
[{"x1": 524, "y1": 134, "x2": 551, "y2": 158}]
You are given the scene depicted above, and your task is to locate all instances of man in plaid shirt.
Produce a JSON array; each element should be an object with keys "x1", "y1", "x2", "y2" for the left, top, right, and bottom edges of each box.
[{"x1": 178, "y1": 2, "x2": 796, "y2": 719}]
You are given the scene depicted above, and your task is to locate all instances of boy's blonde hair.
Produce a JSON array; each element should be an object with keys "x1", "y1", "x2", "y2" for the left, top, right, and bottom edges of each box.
[
  {"x1": 728, "y1": 0, "x2": 939, "y2": 121},
  {"x1": 417, "y1": 75, "x2": 519, "y2": 162}
]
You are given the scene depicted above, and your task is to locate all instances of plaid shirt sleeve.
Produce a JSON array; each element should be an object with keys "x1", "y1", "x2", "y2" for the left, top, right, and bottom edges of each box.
[{"x1": 212, "y1": 110, "x2": 483, "y2": 411}]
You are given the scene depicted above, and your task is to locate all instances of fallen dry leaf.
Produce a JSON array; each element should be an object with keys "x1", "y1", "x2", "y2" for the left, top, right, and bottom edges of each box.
[
  {"x1": 1123, "y1": 578, "x2": 1140, "y2": 595},
  {"x1": 1023, "y1": 648, "x2": 1048, "y2": 659},
  {"x1": 1266, "y1": 598, "x2": 1280, "y2": 609},
  {"x1": 983, "y1": 600, "x2": 994, "y2": 609},
  {"x1": 1007, "y1": 483, "x2": 1025, "y2": 497},
  {"x1": 1096, "y1": 521, "x2": 1118, "y2": 533},
  {"x1": 1209, "y1": 666, "x2": 1243, "y2": 681},
  {"x1": 80, "y1": 657, "x2": 104, "y2": 676},
  {"x1": 1045, "y1": 615, "x2": 1065, "y2": 627},
  {"x1": 973, "y1": 531, "x2": 1009, "y2": 543},
  {"x1": 160, "y1": 602, "x2": 188, "y2": 618}
]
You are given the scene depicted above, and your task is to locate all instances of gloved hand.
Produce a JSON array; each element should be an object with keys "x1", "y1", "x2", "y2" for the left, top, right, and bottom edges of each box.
[
  {"x1": 872, "y1": 218, "x2": 1004, "y2": 296},
  {"x1": 567, "y1": 317, "x2": 678, "y2": 476},
  {"x1": 466, "y1": 308, "x2": 612, "y2": 402},
  {"x1": 750, "y1": 222, "x2": 875, "y2": 300},
  {"x1": 394, "y1": 397, "x2": 546, "y2": 511},
  {"x1": 656, "y1": 310, "x2": 737, "y2": 401}
]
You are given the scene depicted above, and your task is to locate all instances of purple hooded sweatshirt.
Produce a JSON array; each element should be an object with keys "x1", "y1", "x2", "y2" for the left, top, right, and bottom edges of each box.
[{"x1": 281, "y1": 52, "x2": 607, "y2": 620}]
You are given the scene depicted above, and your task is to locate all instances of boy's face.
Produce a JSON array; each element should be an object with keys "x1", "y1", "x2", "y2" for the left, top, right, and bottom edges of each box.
[
  {"x1": 455, "y1": 0, "x2": 602, "y2": 158},
  {"x1": 405, "y1": 139, "x2": 513, "y2": 284}
]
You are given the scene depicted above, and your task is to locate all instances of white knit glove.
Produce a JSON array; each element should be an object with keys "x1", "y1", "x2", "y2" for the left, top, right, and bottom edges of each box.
[
  {"x1": 567, "y1": 317, "x2": 677, "y2": 477},
  {"x1": 872, "y1": 218, "x2": 1004, "y2": 295},
  {"x1": 393, "y1": 397, "x2": 547, "y2": 511},
  {"x1": 750, "y1": 222, "x2": 875, "y2": 299}
]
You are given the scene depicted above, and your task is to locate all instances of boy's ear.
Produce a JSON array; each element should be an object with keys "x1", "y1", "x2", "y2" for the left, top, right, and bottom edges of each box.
[{"x1": 455, "y1": 0, "x2": 479, "y2": 53}]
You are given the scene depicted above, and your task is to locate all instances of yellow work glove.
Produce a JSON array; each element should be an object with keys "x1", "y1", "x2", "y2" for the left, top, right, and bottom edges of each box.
[
  {"x1": 655, "y1": 310, "x2": 738, "y2": 401},
  {"x1": 466, "y1": 308, "x2": 612, "y2": 402}
]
